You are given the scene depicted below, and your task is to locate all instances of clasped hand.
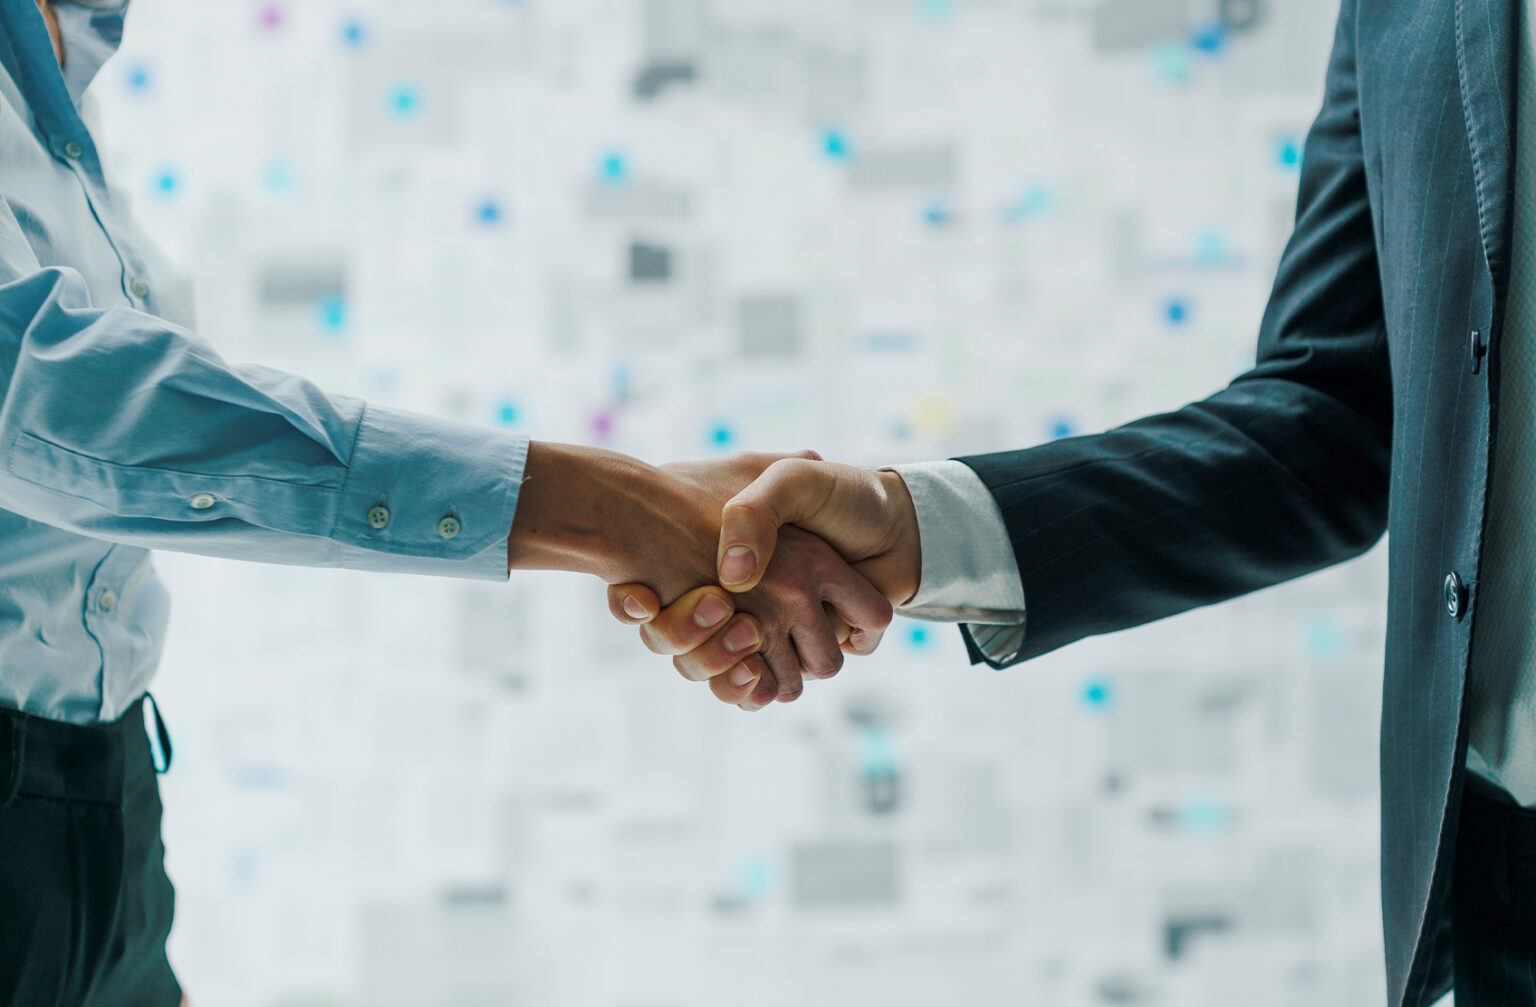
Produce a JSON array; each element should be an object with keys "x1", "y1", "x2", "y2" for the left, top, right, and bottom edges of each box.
[{"x1": 606, "y1": 454, "x2": 923, "y2": 711}]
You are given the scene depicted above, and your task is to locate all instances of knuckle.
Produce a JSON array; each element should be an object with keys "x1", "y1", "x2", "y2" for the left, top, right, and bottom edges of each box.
[
  {"x1": 758, "y1": 637, "x2": 790, "y2": 670},
  {"x1": 803, "y1": 654, "x2": 841, "y2": 680},
  {"x1": 722, "y1": 496, "x2": 767, "y2": 526},
  {"x1": 791, "y1": 593, "x2": 822, "y2": 621}
]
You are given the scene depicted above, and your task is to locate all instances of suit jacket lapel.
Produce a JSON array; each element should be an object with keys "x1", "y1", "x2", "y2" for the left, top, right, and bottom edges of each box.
[{"x1": 1455, "y1": 0, "x2": 1520, "y2": 326}]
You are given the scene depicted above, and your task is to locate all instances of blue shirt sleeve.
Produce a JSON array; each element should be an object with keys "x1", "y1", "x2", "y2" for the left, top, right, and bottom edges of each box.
[{"x1": 0, "y1": 201, "x2": 527, "y2": 582}]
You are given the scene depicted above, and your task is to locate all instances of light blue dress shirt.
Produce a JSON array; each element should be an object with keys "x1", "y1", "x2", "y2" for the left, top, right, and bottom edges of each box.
[{"x1": 0, "y1": 0, "x2": 528, "y2": 724}]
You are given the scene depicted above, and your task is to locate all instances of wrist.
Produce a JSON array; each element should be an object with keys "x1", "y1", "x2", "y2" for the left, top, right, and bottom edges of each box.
[
  {"x1": 507, "y1": 442, "x2": 717, "y2": 598},
  {"x1": 508, "y1": 442, "x2": 660, "y2": 580},
  {"x1": 875, "y1": 469, "x2": 923, "y2": 606}
]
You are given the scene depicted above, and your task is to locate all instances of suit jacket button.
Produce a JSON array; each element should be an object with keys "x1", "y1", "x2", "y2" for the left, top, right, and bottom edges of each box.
[{"x1": 1445, "y1": 572, "x2": 1467, "y2": 620}]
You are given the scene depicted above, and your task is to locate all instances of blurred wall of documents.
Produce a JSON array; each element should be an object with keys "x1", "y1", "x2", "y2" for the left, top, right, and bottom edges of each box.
[{"x1": 91, "y1": 0, "x2": 1388, "y2": 1003}]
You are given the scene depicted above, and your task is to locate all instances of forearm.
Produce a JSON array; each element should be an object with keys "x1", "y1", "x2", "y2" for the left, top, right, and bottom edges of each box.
[
  {"x1": 959, "y1": 379, "x2": 1390, "y2": 665},
  {"x1": 507, "y1": 442, "x2": 717, "y2": 600},
  {"x1": 0, "y1": 265, "x2": 525, "y2": 579}
]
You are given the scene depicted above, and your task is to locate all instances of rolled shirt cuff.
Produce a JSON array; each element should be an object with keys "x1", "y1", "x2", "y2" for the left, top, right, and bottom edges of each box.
[{"x1": 332, "y1": 402, "x2": 530, "y2": 581}]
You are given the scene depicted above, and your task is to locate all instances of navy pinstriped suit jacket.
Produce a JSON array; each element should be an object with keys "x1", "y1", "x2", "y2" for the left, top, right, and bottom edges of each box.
[{"x1": 957, "y1": 2, "x2": 1519, "y2": 1003}]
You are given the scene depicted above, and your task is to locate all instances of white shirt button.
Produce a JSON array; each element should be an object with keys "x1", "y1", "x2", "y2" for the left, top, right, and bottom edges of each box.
[
  {"x1": 367, "y1": 505, "x2": 392, "y2": 530},
  {"x1": 98, "y1": 589, "x2": 117, "y2": 612},
  {"x1": 437, "y1": 515, "x2": 461, "y2": 540},
  {"x1": 62, "y1": 139, "x2": 83, "y2": 159},
  {"x1": 189, "y1": 492, "x2": 216, "y2": 510},
  {"x1": 130, "y1": 278, "x2": 150, "y2": 299}
]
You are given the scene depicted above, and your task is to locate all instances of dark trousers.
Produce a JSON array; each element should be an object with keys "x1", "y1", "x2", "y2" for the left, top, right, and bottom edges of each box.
[
  {"x1": 0, "y1": 697, "x2": 181, "y2": 1007},
  {"x1": 1454, "y1": 773, "x2": 1536, "y2": 1006}
]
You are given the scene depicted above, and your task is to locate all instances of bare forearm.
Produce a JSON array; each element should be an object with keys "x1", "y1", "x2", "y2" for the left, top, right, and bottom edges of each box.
[{"x1": 506, "y1": 442, "x2": 717, "y2": 599}]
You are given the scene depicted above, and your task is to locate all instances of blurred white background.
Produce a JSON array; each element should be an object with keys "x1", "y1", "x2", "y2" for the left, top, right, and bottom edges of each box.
[{"x1": 86, "y1": 0, "x2": 1394, "y2": 1003}]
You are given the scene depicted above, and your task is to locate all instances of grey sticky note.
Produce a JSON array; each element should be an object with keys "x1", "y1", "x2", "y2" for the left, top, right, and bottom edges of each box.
[
  {"x1": 259, "y1": 262, "x2": 346, "y2": 306},
  {"x1": 629, "y1": 241, "x2": 673, "y2": 282},
  {"x1": 633, "y1": 59, "x2": 698, "y2": 100},
  {"x1": 1091, "y1": 0, "x2": 1191, "y2": 51},
  {"x1": 738, "y1": 295, "x2": 801, "y2": 357},
  {"x1": 848, "y1": 142, "x2": 957, "y2": 189},
  {"x1": 584, "y1": 181, "x2": 695, "y2": 220},
  {"x1": 790, "y1": 841, "x2": 898, "y2": 907}
]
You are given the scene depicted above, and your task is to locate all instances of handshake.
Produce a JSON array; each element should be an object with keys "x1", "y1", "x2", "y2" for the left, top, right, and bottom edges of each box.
[{"x1": 507, "y1": 443, "x2": 922, "y2": 710}]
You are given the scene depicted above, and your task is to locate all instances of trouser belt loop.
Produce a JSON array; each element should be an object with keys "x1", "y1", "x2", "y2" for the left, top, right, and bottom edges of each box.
[{"x1": 144, "y1": 692, "x2": 172, "y2": 775}]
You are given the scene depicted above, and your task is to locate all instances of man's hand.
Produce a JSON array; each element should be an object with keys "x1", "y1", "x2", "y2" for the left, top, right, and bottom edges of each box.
[
  {"x1": 508, "y1": 444, "x2": 893, "y2": 708},
  {"x1": 716, "y1": 458, "x2": 923, "y2": 606},
  {"x1": 608, "y1": 523, "x2": 875, "y2": 709},
  {"x1": 607, "y1": 457, "x2": 923, "y2": 709}
]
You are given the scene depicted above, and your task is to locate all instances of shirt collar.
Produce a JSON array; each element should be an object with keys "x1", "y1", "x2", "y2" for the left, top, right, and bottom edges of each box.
[
  {"x1": 53, "y1": 1, "x2": 128, "y2": 105},
  {"x1": 0, "y1": 0, "x2": 129, "y2": 144}
]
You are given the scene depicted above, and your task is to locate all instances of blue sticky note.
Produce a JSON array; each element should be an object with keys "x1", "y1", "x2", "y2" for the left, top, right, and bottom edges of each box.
[
  {"x1": 1165, "y1": 298, "x2": 1190, "y2": 326},
  {"x1": 1152, "y1": 43, "x2": 1191, "y2": 83},
  {"x1": 1179, "y1": 798, "x2": 1229, "y2": 834},
  {"x1": 822, "y1": 128, "x2": 851, "y2": 161},
  {"x1": 125, "y1": 63, "x2": 152, "y2": 93},
  {"x1": 861, "y1": 726, "x2": 899, "y2": 776},
  {"x1": 1082, "y1": 677, "x2": 1115, "y2": 711},
  {"x1": 496, "y1": 399, "x2": 520, "y2": 427},
  {"x1": 738, "y1": 856, "x2": 773, "y2": 899},
  {"x1": 475, "y1": 198, "x2": 504, "y2": 226},
  {"x1": 1276, "y1": 136, "x2": 1302, "y2": 170},
  {"x1": 599, "y1": 150, "x2": 629, "y2": 184},
  {"x1": 341, "y1": 17, "x2": 368, "y2": 47},
  {"x1": 388, "y1": 83, "x2": 422, "y2": 117},
  {"x1": 152, "y1": 167, "x2": 179, "y2": 197},
  {"x1": 1189, "y1": 21, "x2": 1228, "y2": 55},
  {"x1": 315, "y1": 294, "x2": 347, "y2": 335},
  {"x1": 263, "y1": 161, "x2": 296, "y2": 194},
  {"x1": 1304, "y1": 618, "x2": 1345, "y2": 661},
  {"x1": 1195, "y1": 229, "x2": 1229, "y2": 265}
]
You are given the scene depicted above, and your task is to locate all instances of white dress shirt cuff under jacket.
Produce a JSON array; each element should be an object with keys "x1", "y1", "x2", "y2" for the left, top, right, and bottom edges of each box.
[{"x1": 888, "y1": 460, "x2": 1027, "y2": 664}]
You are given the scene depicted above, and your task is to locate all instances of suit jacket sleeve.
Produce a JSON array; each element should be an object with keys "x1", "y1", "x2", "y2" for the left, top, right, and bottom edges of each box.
[{"x1": 957, "y1": 0, "x2": 1390, "y2": 667}]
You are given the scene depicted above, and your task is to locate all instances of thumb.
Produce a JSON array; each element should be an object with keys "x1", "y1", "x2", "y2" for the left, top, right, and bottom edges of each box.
[
  {"x1": 719, "y1": 457, "x2": 887, "y2": 593},
  {"x1": 716, "y1": 458, "x2": 836, "y2": 593}
]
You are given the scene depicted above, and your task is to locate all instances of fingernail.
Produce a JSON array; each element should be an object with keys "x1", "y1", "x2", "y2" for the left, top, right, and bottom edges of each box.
[
  {"x1": 723, "y1": 619, "x2": 759, "y2": 654},
  {"x1": 621, "y1": 595, "x2": 650, "y2": 620},
  {"x1": 720, "y1": 545, "x2": 756, "y2": 585},
  {"x1": 729, "y1": 663, "x2": 756, "y2": 687},
  {"x1": 693, "y1": 594, "x2": 731, "y2": 628}
]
